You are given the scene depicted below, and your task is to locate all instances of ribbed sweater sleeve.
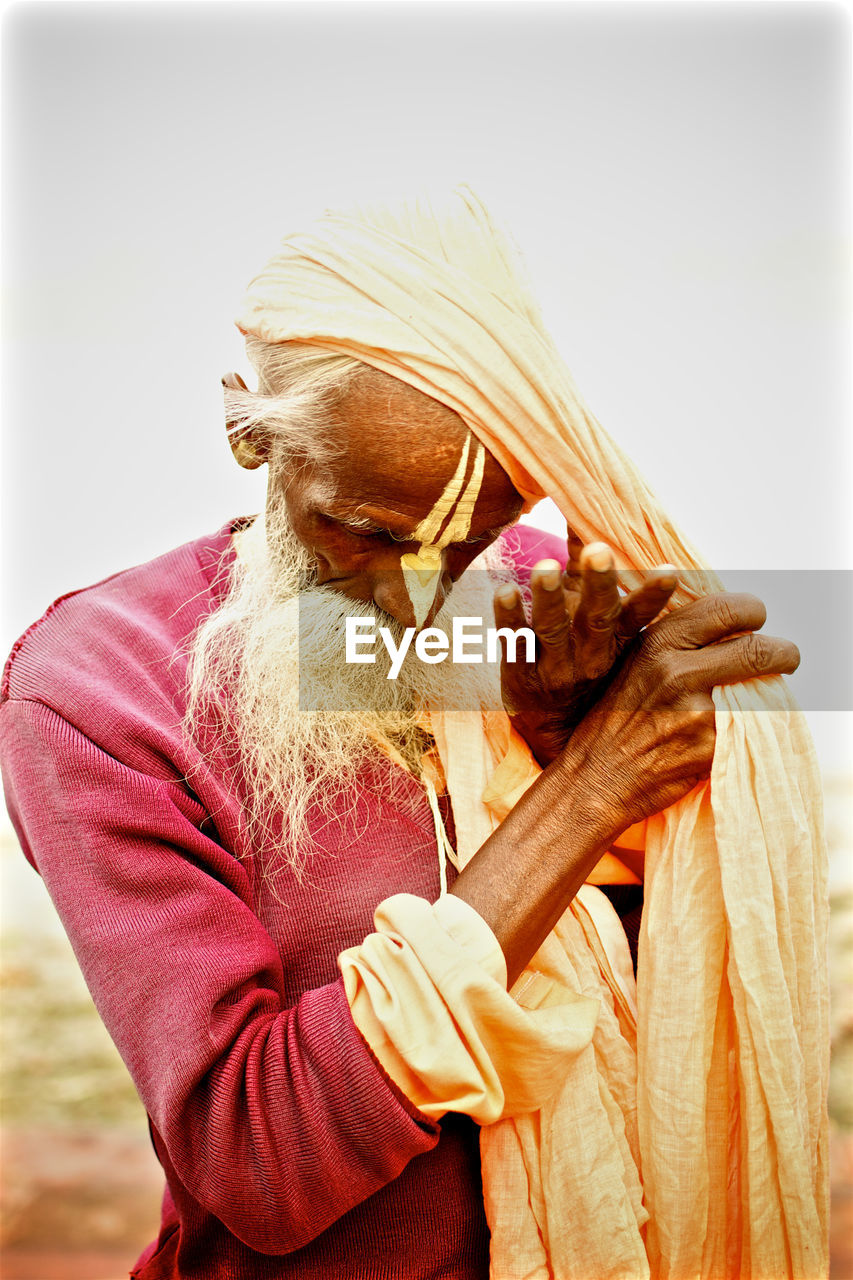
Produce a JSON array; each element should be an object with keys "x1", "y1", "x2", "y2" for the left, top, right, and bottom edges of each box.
[{"x1": 0, "y1": 696, "x2": 440, "y2": 1255}]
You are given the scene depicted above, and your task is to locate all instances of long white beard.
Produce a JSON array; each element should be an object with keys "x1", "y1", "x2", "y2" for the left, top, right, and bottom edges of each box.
[{"x1": 184, "y1": 509, "x2": 513, "y2": 882}]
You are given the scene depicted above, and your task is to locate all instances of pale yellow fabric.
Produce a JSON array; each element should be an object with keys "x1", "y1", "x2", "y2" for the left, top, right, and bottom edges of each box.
[
  {"x1": 339, "y1": 893, "x2": 601, "y2": 1123},
  {"x1": 342, "y1": 727, "x2": 641, "y2": 1130},
  {"x1": 244, "y1": 189, "x2": 829, "y2": 1279}
]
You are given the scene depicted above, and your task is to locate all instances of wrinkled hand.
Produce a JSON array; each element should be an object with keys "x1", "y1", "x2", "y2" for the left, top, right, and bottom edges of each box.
[
  {"x1": 565, "y1": 591, "x2": 800, "y2": 842},
  {"x1": 494, "y1": 533, "x2": 678, "y2": 764},
  {"x1": 449, "y1": 589, "x2": 799, "y2": 984}
]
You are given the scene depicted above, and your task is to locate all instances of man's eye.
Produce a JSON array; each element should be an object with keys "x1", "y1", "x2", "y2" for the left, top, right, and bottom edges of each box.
[
  {"x1": 333, "y1": 518, "x2": 412, "y2": 542},
  {"x1": 342, "y1": 523, "x2": 379, "y2": 536},
  {"x1": 334, "y1": 518, "x2": 387, "y2": 539}
]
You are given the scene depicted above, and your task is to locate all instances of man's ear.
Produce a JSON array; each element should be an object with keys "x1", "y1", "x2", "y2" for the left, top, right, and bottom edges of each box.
[{"x1": 222, "y1": 371, "x2": 268, "y2": 470}]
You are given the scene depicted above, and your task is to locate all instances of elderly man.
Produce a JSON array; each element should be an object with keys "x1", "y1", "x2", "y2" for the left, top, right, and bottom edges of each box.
[{"x1": 0, "y1": 191, "x2": 825, "y2": 1280}]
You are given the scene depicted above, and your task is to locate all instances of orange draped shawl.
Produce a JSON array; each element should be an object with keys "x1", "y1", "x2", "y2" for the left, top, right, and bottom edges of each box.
[{"x1": 238, "y1": 188, "x2": 828, "y2": 1280}]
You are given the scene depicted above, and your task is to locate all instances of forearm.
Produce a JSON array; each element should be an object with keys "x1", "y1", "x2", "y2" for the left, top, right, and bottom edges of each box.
[
  {"x1": 168, "y1": 980, "x2": 437, "y2": 1251},
  {"x1": 450, "y1": 744, "x2": 617, "y2": 987}
]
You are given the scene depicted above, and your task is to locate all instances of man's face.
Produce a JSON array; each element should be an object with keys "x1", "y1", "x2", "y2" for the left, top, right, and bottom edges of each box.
[{"x1": 271, "y1": 368, "x2": 524, "y2": 629}]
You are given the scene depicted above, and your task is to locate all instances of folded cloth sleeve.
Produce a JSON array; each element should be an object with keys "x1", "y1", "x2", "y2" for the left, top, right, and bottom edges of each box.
[{"x1": 340, "y1": 892, "x2": 600, "y2": 1123}]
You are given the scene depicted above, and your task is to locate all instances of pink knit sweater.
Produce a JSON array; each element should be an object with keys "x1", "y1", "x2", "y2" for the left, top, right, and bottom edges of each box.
[{"x1": 0, "y1": 520, "x2": 562, "y2": 1279}]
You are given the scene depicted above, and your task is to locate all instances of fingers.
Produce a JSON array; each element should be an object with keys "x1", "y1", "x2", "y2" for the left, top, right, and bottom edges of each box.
[
  {"x1": 569, "y1": 542, "x2": 677, "y2": 643},
  {"x1": 614, "y1": 567, "x2": 678, "y2": 640},
  {"x1": 648, "y1": 592, "x2": 768, "y2": 651},
  {"x1": 532, "y1": 541, "x2": 680, "y2": 680},
  {"x1": 493, "y1": 583, "x2": 530, "y2": 710},
  {"x1": 639, "y1": 593, "x2": 797, "y2": 698},
  {"x1": 575, "y1": 540, "x2": 620, "y2": 627},
  {"x1": 564, "y1": 528, "x2": 585, "y2": 594},
  {"x1": 566, "y1": 543, "x2": 621, "y2": 675},
  {"x1": 679, "y1": 631, "x2": 800, "y2": 691},
  {"x1": 493, "y1": 582, "x2": 527, "y2": 635},
  {"x1": 530, "y1": 559, "x2": 571, "y2": 659}
]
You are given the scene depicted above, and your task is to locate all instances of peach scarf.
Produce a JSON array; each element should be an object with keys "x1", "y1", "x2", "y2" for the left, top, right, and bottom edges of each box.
[{"x1": 239, "y1": 189, "x2": 828, "y2": 1279}]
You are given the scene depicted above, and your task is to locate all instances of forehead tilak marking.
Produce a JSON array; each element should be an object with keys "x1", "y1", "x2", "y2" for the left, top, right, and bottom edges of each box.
[
  {"x1": 400, "y1": 435, "x2": 486, "y2": 626},
  {"x1": 409, "y1": 435, "x2": 472, "y2": 547}
]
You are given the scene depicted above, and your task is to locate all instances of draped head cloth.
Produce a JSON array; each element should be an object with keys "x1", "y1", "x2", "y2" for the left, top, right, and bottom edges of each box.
[
  {"x1": 237, "y1": 187, "x2": 703, "y2": 575},
  {"x1": 237, "y1": 189, "x2": 828, "y2": 1279}
]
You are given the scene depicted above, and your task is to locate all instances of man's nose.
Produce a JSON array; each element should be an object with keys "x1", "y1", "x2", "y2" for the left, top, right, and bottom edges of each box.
[{"x1": 371, "y1": 562, "x2": 448, "y2": 631}]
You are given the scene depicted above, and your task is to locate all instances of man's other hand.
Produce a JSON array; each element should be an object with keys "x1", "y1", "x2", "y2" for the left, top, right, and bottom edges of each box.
[{"x1": 494, "y1": 533, "x2": 678, "y2": 764}]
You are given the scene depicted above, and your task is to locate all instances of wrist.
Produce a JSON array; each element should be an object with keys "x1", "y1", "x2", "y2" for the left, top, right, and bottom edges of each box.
[{"x1": 546, "y1": 737, "x2": 628, "y2": 855}]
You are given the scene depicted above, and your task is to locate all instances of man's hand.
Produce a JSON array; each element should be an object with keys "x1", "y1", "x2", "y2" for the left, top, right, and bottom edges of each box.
[
  {"x1": 453, "y1": 590, "x2": 800, "y2": 985},
  {"x1": 494, "y1": 533, "x2": 678, "y2": 765},
  {"x1": 567, "y1": 591, "x2": 800, "y2": 837}
]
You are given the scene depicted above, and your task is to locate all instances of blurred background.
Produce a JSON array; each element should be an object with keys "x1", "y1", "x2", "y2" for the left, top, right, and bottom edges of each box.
[{"x1": 2, "y1": 3, "x2": 850, "y2": 1276}]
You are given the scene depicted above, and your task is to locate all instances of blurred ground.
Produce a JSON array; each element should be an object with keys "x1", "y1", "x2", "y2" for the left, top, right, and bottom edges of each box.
[
  {"x1": 1, "y1": 859, "x2": 163, "y2": 1278},
  {"x1": 1, "y1": 777, "x2": 852, "y2": 1280}
]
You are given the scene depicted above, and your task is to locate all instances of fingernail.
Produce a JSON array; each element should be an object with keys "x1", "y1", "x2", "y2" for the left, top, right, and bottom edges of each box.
[
  {"x1": 527, "y1": 555, "x2": 560, "y2": 586},
  {"x1": 584, "y1": 542, "x2": 612, "y2": 572},
  {"x1": 496, "y1": 585, "x2": 518, "y2": 606},
  {"x1": 655, "y1": 563, "x2": 678, "y2": 588},
  {"x1": 532, "y1": 558, "x2": 562, "y2": 590}
]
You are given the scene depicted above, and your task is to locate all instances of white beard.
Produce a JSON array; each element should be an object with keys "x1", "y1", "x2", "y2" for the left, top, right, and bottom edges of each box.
[{"x1": 184, "y1": 508, "x2": 514, "y2": 881}]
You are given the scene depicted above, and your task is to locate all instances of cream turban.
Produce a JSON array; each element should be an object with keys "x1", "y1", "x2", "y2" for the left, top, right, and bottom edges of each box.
[
  {"x1": 237, "y1": 187, "x2": 705, "y2": 575},
  {"x1": 238, "y1": 189, "x2": 829, "y2": 1279}
]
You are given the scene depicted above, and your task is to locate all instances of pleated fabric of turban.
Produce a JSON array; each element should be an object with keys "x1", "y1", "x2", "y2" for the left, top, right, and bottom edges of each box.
[{"x1": 237, "y1": 188, "x2": 829, "y2": 1279}]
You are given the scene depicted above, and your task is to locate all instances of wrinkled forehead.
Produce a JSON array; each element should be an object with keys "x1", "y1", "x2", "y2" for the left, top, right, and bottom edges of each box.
[{"x1": 320, "y1": 366, "x2": 523, "y2": 528}]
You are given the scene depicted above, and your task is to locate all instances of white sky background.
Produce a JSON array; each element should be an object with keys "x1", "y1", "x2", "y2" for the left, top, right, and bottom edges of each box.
[{"x1": 1, "y1": 1, "x2": 851, "y2": 773}]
